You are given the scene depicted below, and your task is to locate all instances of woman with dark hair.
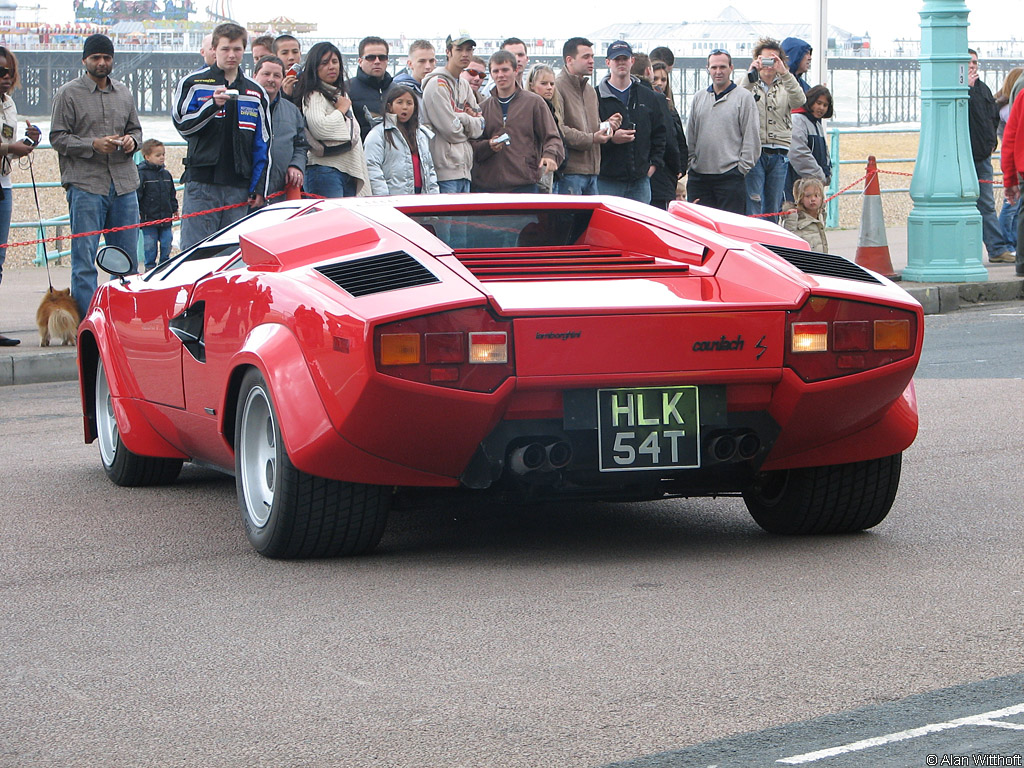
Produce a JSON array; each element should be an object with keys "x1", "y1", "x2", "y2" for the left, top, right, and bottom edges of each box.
[
  {"x1": 786, "y1": 84, "x2": 833, "y2": 202},
  {"x1": 296, "y1": 41, "x2": 369, "y2": 198},
  {"x1": 0, "y1": 46, "x2": 41, "y2": 346},
  {"x1": 363, "y1": 83, "x2": 438, "y2": 195},
  {"x1": 650, "y1": 60, "x2": 688, "y2": 210}
]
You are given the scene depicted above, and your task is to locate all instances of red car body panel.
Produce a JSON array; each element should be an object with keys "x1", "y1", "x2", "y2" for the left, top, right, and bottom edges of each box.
[{"x1": 79, "y1": 195, "x2": 923, "y2": 496}]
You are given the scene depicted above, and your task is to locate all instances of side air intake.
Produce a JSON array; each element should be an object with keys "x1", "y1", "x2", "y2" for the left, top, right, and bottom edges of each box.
[
  {"x1": 761, "y1": 244, "x2": 883, "y2": 285},
  {"x1": 315, "y1": 251, "x2": 440, "y2": 297}
]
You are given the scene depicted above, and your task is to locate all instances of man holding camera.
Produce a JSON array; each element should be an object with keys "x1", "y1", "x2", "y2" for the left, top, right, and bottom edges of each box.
[
  {"x1": 172, "y1": 22, "x2": 271, "y2": 250},
  {"x1": 470, "y1": 50, "x2": 563, "y2": 194},
  {"x1": 742, "y1": 37, "x2": 805, "y2": 222},
  {"x1": 596, "y1": 40, "x2": 666, "y2": 204},
  {"x1": 50, "y1": 33, "x2": 142, "y2": 318}
]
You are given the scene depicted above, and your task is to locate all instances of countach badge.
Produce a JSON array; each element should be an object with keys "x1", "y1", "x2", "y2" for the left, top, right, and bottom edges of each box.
[{"x1": 692, "y1": 334, "x2": 744, "y2": 352}]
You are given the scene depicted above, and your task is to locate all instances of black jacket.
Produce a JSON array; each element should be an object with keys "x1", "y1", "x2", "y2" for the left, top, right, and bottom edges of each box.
[
  {"x1": 650, "y1": 93, "x2": 687, "y2": 203},
  {"x1": 137, "y1": 160, "x2": 178, "y2": 223},
  {"x1": 968, "y1": 78, "x2": 999, "y2": 162},
  {"x1": 171, "y1": 64, "x2": 272, "y2": 195},
  {"x1": 596, "y1": 76, "x2": 667, "y2": 183},
  {"x1": 349, "y1": 68, "x2": 394, "y2": 142}
]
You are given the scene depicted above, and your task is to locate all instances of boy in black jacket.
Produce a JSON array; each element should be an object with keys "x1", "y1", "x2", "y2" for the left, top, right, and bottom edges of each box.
[{"x1": 137, "y1": 139, "x2": 178, "y2": 269}]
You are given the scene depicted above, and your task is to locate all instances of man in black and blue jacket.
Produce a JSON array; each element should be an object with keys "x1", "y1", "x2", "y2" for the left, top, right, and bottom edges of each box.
[{"x1": 172, "y1": 22, "x2": 271, "y2": 250}]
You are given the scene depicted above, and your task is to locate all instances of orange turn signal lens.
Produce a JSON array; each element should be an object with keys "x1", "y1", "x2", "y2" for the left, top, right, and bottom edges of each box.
[
  {"x1": 380, "y1": 333, "x2": 420, "y2": 365},
  {"x1": 469, "y1": 332, "x2": 508, "y2": 364},
  {"x1": 874, "y1": 320, "x2": 911, "y2": 351},
  {"x1": 791, "y1": 322, "x2": 828, "y2": 353}
]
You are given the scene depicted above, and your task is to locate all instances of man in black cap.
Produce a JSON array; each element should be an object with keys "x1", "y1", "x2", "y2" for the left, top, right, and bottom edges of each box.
[
  {"x1": 596, "y1": 40, "x2": 666, "y2": 204},
  {"x1": 50, "y1": 33, "x2": 142, "y2": 319}
]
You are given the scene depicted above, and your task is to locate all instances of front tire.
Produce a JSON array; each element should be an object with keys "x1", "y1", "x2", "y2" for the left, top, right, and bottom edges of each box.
[
  {"x1": 95, "y1": 359, "x2": 183, "y2": 486},
  {"x1": 743, "y1": 454, "x2": 902, "y2": 534},
  {"x1": 234, "y1": 369, "x2": 390, "y2": 558}
]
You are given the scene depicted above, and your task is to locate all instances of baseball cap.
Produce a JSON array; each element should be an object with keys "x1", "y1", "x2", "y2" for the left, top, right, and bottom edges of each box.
[
  {"x1": 606, "y1": 40, "x2": 633, "y2": 59},
  {"x1": 446, "y1": 34, "x2": 476, "y2": 48}
]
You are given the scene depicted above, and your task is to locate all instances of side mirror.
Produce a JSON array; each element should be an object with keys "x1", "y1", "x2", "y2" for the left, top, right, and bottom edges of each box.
[{"x1": 95, "y1": 246, "x2": 134, "y2": 278}]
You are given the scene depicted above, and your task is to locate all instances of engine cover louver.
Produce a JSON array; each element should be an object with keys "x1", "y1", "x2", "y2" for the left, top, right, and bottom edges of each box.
[
  {"x1": 315, "y1": 251, "x2": 440, "y2": 296},
  {"x1": 762, "y1": 244, "x2": 883, "y2": 285}
]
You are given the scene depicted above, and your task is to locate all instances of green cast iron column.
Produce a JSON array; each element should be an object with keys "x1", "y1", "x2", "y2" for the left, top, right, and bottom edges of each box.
[{"x1": 903, "y1": 0, "x2": 988, "y2": 282}]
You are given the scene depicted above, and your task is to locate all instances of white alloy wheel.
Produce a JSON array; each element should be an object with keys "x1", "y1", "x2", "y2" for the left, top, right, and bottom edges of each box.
[{"x1": 238, "y1": 383, "x2": 277, "y2": 529}]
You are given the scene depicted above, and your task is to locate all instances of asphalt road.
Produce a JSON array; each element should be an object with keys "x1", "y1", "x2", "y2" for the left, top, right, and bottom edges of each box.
[{"x1": 0, "y1": 304, "x2": 1022, "y2": 768}]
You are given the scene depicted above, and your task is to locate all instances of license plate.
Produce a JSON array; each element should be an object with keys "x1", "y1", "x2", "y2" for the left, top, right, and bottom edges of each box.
[{"x1": 597, "y1": 386, "x2": 700, "y2": 472}]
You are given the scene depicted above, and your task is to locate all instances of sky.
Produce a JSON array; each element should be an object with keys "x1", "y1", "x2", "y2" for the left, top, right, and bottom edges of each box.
[
  {"x1": 231, "y1": 1, "x2": 1004, "y2": 48},
  {"x1": 27, "y1": 0, "x2": 1012, "y2": 51}
]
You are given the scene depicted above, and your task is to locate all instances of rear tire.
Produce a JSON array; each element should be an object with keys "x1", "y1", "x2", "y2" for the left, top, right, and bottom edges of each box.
[
  {"x1": 234, "y1": 368, "x2": 390, "y2": 558},
  {"x1": 743, "y1": 454, "x2": 902, "y2": 534},
  {"x1": 95, "y1": 359, "x2": 183, "y2": 486}
]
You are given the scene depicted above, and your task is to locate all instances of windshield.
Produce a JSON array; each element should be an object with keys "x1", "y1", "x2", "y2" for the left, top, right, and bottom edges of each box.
[{"x1": 405, "y1": 209, "x2": 593, "y2": 250}]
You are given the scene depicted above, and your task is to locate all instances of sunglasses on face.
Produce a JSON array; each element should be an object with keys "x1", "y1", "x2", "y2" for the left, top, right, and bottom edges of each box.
[
  {"x1": 466, "y1": 69, "x2": 485, "y2": 78},
  {"x1": 363, "y1": 54, "x2": 388, "y2": 62},
  {"x1": 0, "y1": 67, "x2": 12, "y2": 78}
]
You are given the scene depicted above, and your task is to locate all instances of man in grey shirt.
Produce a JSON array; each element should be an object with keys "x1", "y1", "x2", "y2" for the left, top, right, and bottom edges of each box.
[
  {"x1": 686, "y1": 49, "x2": 760, "y2": 216},
  {"x1": 50, "y1": 33, "x2": 142, "y2": 318}
]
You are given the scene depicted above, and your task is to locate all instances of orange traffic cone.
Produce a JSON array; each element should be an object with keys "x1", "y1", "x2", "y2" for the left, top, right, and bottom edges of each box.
[
  {"x1": 285, "y1": 182, "x2": 302, "y2": 201},
  {"x1": 854, "y1": 156, "x2": 899, "y2": 280}
]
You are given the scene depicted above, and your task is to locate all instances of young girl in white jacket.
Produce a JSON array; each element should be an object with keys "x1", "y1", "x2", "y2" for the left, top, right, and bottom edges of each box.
[{"x1": 364, "y1": 84, "x2": 439, "y2": 196}]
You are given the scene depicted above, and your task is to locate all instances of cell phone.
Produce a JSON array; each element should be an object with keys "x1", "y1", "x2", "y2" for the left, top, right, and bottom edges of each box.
[
  {"x1": 21, "y1": 137, "x2": 36, "y2": 147},
  {"x1": 224, "y1": 89, "x2": 239, "y2": 98},
  {"x1": 287, "y1": 65, "x2": 300, "y2": 77},
  {"x1": 620, "y1": 121, "x2": 635, "y2": 131},
  {"x1": 494, "y1": 132, "x2": 511, "y2": 145}
]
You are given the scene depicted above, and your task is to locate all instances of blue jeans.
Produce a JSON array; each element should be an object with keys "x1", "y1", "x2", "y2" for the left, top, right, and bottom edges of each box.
[
  {"x1": 554, "y1": 174, "x2": 600, "y2": 195},
  {"x1": 438, "y1": 178, "x2": 472, "y2": 194},
  {"x1": 142, "y1": 225, "x2": 174, "y2": 270},
  {"x1": 598, "y1": 176, "x2": 652, "y2": 205},
  {"x1": 746, "y1": 150, "x2": 789, "y2": 223},
  {"x1": 999, "y1": 197, "x2": 1019, "y2": 250},
  {"x1": 976, "y1": 158, "x2": 1014, "y2": 257},
  {"x1": 0, "y1": 191, "x2": 11, "y2": 287},
  {"x1": 67, "y1": 184, "x2": 140, "y2": 319},
  {"x1": 304, "y1": 165, "x2": 356, "y2": 199},
  {"x1": 180, "y1": 181, "x2": 249, "y2": 252}
]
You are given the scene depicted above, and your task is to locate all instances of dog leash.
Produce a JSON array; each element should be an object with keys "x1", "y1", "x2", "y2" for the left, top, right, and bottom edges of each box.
[{"x1": 24, "y1": 154, "x2": 55, "y2": 292}]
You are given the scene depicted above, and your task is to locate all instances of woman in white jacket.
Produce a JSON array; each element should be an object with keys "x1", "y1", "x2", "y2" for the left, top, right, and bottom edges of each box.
[
  {"x1": 364, "y1": 84, "x2": 438, "y2": 196},
  {"x1": 295, "y1": 41, "x2": 370, "y2": 198}
]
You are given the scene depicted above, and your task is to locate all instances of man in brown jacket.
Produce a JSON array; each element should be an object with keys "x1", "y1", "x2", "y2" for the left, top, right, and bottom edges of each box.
[
  {"x1": 470, "y1": 51, "x2": 564, "y2": 193},
  {"x1": 554, "y1": 37, "x2": 619, "y2": 195}
]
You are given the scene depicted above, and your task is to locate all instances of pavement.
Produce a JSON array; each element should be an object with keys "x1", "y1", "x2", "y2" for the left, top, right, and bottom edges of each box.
[{"x1": 2, "y1": 227, "x2": 1023, "y2": 387}]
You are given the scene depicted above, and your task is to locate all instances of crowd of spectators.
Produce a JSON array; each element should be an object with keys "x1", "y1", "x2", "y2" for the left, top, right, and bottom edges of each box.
[{"x1": 1, "y1": 25, "x2": 1017, "y2": 340}]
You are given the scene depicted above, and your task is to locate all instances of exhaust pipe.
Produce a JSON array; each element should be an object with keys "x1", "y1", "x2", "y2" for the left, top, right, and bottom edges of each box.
[
  {"x1": 510, "y1": 443, "x2": 547, "y2": 475},
  {"x1": 546, "y1": 441, "x2": 573, "y2": 469},
  {"x1": 737, "y1": 432, "x2": 761, "y2": 460},
  {"x1": 709, "y1": 434, "x2": 737, "y2": 462}
]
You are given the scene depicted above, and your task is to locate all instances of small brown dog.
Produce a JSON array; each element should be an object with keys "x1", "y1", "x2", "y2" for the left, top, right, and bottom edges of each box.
[{"x1": 36, "y1": 287, "x2": 80, "y2": 346}]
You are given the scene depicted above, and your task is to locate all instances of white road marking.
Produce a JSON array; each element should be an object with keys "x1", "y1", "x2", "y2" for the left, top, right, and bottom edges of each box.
[{"x1": 776, "y1": 703, "x2": 1024, "y2": 764}]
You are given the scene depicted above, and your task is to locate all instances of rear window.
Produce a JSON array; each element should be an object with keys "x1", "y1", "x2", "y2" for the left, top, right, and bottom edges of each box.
[{"x1": 405, "y1": 209, "x2": 593, "y2": 250}]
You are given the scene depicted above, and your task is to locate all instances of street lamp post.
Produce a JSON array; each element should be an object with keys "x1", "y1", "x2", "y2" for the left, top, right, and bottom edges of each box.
[{"x1": 903, "y1": 0, "x2": 987, "y2": 282}]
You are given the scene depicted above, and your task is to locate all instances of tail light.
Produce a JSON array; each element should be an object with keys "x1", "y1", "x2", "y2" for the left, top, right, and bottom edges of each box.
[
  {"x1": 374, "y1": 306, "x2": 514, "y2": 392},
  {"x1": 785, "y1": 297, "x2": 918, "y2": 382}
]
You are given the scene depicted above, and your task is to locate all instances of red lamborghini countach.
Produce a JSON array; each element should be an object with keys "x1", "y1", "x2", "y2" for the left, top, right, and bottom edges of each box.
[{"x1": 79, "y1": 196, "x2": 922, "y2": 558}]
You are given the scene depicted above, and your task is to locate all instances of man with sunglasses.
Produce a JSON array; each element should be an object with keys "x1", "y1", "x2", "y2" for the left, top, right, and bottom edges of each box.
[
  {"x1": 460, "y1": 57, "x2": 487, "y2": 97},
  {"x1": 350, "y1": 36, "x2": 394, "y2": 142},
  {"x1": 50, "y1": 33, "x2": 142, "y2": 319}
]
